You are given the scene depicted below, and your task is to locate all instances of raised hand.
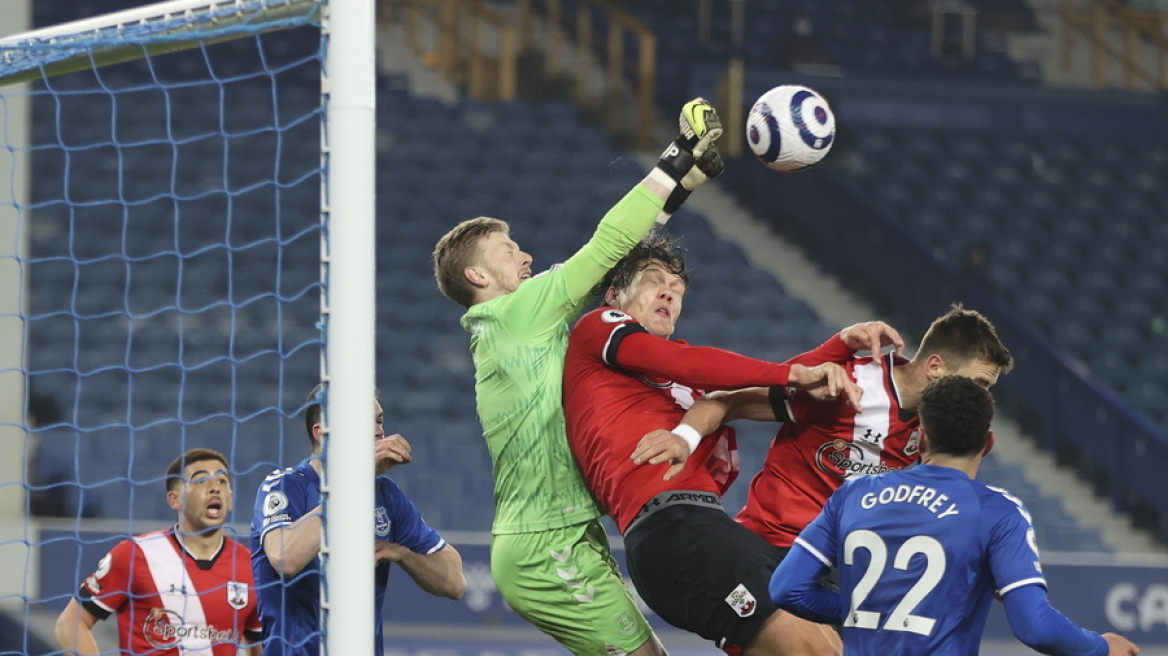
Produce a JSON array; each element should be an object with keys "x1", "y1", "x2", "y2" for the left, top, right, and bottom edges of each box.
[
  {"x1": 656, "y1": 98, "x2": 725, "y2": 215},
  {"x1": 375, "y1": 433, "x2": 412, "y2": 476},
  {"x1": 839, "y1": 320, "x2": 905, "y2": 360},
  {"x1": 789, "y1": 363, "x2": 863, "y2": 409}
]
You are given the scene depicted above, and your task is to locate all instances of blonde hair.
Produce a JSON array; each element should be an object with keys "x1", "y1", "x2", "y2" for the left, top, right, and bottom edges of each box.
[{"x1": 433, "y1": 217, "x2": 510, "y2": 308}]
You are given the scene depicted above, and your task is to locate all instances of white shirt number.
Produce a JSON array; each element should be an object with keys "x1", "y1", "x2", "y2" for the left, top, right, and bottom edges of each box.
[{"x1": 843, "y1": 530, "x2": 945, "y2": 636}]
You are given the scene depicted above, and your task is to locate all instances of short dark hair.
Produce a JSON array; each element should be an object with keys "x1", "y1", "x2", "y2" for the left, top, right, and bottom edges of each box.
[
  {"x1": 598, "y1": 231, "x2": 689, "y2": 302},
  {"x1": 305, "y1": 383, "x2": 326, "y2": 447},
  {"x1": 918, "y1": 304, "x2": 1014, "y2": 373},
  {"x1": 165, "y1": 448, "x2": 231, "y2": 493},
  {"x1": 433, "y1": 216, "x2": 510, "y2": 308},
  {"x1": 917, "y1": 375, "x2": 995, "y2": 457},
  {"x1": 304, "y1": 384, "x2": 382, "y2": 449}
]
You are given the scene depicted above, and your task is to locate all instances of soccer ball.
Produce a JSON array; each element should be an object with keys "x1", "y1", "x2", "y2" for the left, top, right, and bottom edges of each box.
[{"x1": 746, "y1": 85, "x2": 836, "y2": 172}]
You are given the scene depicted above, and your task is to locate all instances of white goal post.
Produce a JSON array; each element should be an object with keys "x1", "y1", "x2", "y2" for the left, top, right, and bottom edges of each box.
[
  {"x1": 0, "y1": 0, "x2": 321, "y2": 86},
  {"x1": 0, "y1": 0, "x2": 377, "y2": 654}
]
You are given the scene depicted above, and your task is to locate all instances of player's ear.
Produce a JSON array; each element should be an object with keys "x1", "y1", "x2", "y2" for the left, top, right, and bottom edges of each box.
[
  {"x1": 166, "y1": 488, "x2": 182, "y2": 512},
  {"x1": 464, "y1": 265, "x2": 488, "y2": 289},
  {"x1": 917, "y1": 428, "x2": 932, "y2": 457},
  {"x1": 981, "y1": 429, "x2": 995, "y2": 457},
  {"x1": 604, "y1": 286, "x2": 618, "y2": 306},
  {"x1": 924, "y1": 353, "x2": 946, "y2": 380}
]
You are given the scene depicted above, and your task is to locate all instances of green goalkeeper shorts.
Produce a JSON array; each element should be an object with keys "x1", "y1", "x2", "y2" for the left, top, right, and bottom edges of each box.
[{"x1": 491, "y1": 519, "x2": 654, "y2": 655}]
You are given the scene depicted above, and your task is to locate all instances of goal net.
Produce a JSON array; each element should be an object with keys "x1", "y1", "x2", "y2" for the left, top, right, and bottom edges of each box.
[{"x1": 0, "y1": 0, "x2": 378, "y2": 653}]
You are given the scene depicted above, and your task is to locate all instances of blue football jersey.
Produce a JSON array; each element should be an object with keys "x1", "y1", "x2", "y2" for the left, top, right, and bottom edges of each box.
[
  {"x1": 249, "y1": 459, "x2": 446, "y2": 656},
  {"x1": 795, "y1": 464, "x2": 1044, "y2": 656}
]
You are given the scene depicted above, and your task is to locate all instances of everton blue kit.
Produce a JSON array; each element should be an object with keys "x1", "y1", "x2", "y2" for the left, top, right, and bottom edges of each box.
[
  {"x1": 250, "y1": 459, "x2": 446, "y2": 656},
  {"x1": 771, "y1": 465, "x2": 1108, "y2": 656}
]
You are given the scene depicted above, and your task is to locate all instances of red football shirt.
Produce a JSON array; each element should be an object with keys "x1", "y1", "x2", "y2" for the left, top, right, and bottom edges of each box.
[
  {"x1": 79, "y1": 527, "x2": 261, "y2": 655},
  {"x1": 736, "y1": 347, "x2": 922, "y2": 547},
  {"x1": 564, "y1": 307, "x2": 805, "y2": 533}
]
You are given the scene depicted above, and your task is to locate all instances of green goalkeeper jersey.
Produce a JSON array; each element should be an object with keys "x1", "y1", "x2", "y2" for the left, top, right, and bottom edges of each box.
[{"x1": 461, "y1": 184, "x2": 664, "y2": 535}]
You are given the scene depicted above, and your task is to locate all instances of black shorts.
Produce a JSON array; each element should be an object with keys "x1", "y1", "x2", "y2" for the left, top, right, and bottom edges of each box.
[{"x1": 623, "y1": 504, "x2": 788, "y2": 649}]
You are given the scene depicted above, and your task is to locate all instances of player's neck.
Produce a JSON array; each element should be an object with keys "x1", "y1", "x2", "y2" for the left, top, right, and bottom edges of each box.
[
  {"x1": 474, "y1": 285, "x2": 508, "y2": 305},
  {"x1": 892, "y1": 360, "x2": 927, "y2": 411},
  {"x1": 175, "y1": 525, "x2": 224, "y2": 561},
  {"x1": 920, "y1": 454, "x2": 980, "y2": 479}
]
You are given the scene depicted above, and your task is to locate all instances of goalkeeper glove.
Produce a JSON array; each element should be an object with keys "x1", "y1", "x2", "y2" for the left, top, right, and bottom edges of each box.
[{"x1": 654, "y1": 98, "x2": 725, "y2": 216}]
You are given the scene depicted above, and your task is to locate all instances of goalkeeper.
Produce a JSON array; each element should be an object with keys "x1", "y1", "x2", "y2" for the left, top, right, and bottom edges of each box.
[{"x1": 432, "y1": 99, "x2": 724, "y2": 655}]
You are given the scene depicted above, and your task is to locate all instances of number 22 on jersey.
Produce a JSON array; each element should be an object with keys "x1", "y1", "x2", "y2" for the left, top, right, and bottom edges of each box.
[{"x1": 843, "y1": 530, "x2": 946, "y2": 636}]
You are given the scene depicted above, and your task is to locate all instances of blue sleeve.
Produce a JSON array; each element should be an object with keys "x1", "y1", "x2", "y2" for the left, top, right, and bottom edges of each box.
[
  {"x1": 1002, "y1": 585, "x2": 1107, "y2": 656},
  {"x1": 769, "y1": 545, "x2": 841, "y2": 624},
  {"x1": 252, "y1": 467, "x2": 313, "y2": 544},
  {"x1": 769, "y1": 491, "x2": 845, "y2": 624},
  {"x1": 378, "y1": 477, "x2": 445, "y2": 554},
  {"x1": 984, "y1": 489, "x2": 1047, "y2": 596}
]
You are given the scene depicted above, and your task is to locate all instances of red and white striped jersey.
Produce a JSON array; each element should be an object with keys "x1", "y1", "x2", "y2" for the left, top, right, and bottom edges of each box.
[
  {"x1": 79, "y1": 527, "x2": 261, "y2": 655},
  {"x1": 737, "y1": 349, "x2": 922, "y2": 548}
]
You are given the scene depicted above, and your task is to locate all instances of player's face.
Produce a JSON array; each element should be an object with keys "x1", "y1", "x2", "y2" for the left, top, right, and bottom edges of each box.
[
  {"x1": 943, "y1": 358, "x2": 1001, "y2": 389},
  {"x1": 175, "y1": 459, "x2": 233, "y2": 532},
  {"x1": 374, "y1": 401, "x2": 386, "y2": 440},
  {"x1": 616, "y1": 261, "x2": 686, "y2": 338},
  {"x1": 476, "y1": 230, "x2": 533, "y2": 296}
]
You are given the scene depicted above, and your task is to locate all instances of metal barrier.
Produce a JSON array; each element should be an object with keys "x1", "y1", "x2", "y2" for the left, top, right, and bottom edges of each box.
[
  {"x1": 382, "y1": 0, "x2": 656, "y2": 149},
  {"x1": 383, "y1": 0, "x2": 518, "y2": 101},
  {"x1": 1062, "y1": 0, "x2": 1168, "y2": 90},
  {"x1": 517, "y1": 0, "x2": 656, "y2": 149}
]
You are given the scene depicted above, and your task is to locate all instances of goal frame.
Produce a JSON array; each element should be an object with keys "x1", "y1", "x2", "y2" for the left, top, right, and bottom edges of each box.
[{"x1": 0, "y1": 1, "x2": 378, "y2": 654}]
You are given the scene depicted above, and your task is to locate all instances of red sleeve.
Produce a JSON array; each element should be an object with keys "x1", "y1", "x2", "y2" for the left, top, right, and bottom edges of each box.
[
  {"x1": 768, "y1": 381, "x2": 829, "y2": 423},
  {"x1": 79, "y1": 540, "x2": 133, "y2": 618},
  {"x1": 783, "y1": 332, "x2": 855, "y2": 366},
  {"x1": 247, "y1": 604, "x2": 263, "y2": 639},
  {"x1": 616, "y1": 334, "x2": 794, "y2": 389},
  {"x1": 575, "y1": 308, "x2": 794, "y2": 390}
]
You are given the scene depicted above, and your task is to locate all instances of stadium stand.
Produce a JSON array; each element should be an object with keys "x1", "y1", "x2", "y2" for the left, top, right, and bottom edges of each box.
[{"x1": 836, "y1": 124, "x2": 1168, "y2": 431}]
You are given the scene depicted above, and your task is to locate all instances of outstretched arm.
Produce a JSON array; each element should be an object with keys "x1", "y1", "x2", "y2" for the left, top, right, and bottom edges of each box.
[
  {"x1": 786, "y1": 321, "x2": 904, "y2": 366},
  {"x1": 376, "y1": 541, "x2": 466, "y2": 600},
  {"x1": 769, "y1": 545, "x2": 842, "y2": 625},
  {"x1": 54, "y1": 599, "x2": 100, "y2": 656},
  {"x1": 560, "y1": 99, "x2": 724, "y2": 302},
  {"x1": 1003, "y1": 586, "x2": 1136, "y2": 656},
  {"x1": 631, "y1": 387, "x2": 770, "y2": 467},
  {"x1": 502, "y1": 100, "x2": 725, "y2": 340},
  {"x1": 616, "y1": 330, "x2": 855, "y2": 393},
  {"x1": 630, "y1": 362, "x2": 857, "y2": 481}
]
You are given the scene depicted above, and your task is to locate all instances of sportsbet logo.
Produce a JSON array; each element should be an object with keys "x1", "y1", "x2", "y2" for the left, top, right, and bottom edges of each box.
[
  {"x1": 144, "y1": 608, "x2": 236, "y2": 647},
  {"x1": 815, "y1": 439, "x2": 903, "y2": 479}
]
